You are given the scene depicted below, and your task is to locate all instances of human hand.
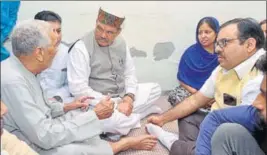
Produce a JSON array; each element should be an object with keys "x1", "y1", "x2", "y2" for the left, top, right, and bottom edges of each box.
[
  {"x1": 203, "y1": 99, "x2": 214, "y2": 110},
  {"x1": 94, "y1": 96, "x2": 114, "y2": 120},
  {"x1": 147, "y1": 115, "x2": 164, "y2": 127},
  {"x1": 117, "y1": 96, "x2": 133, "y2": 116},
  {"x1": 64, "y1": 96, "x2": 90, "y2": 112}
]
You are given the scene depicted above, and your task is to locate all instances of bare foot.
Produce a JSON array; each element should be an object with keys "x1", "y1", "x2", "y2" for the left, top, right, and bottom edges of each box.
[{"x1": 121, "y1": 135, "x2": 158, "y2": 151}]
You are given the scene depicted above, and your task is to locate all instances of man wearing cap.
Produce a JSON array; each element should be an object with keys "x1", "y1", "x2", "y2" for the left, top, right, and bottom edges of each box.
[
  {"x1": 67, "y1": 8, "x2": 162, "y2": 136},
  {"x1": 1, "y1": 19, "x2": 157, "y2": 155}
]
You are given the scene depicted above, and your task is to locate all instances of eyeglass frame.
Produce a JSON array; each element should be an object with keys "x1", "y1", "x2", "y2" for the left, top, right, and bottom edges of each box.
[{"x1": 215, "y1": 38, "x2": 240, "y2": 49}]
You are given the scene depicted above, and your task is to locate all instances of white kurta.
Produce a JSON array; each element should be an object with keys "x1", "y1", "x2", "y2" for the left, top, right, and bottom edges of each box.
[
  {"x1": 37, "y1": 43, "x2": 73, "y2": 103},
  {"x1": 67, "y1": 40, "x2": 162, "y2": 134},
  {"x1": 67, "y1": 40, "x2": 162, "y2": 110},
  {"x1": 67, "y1": 40, "x2": 138, "y2": 99},
  {"x1": 36, "y1": 39, "x2": 161, "y2": 136},
  {"x1": 0, "y1": 56, "x2": 113, "y2": 155}
]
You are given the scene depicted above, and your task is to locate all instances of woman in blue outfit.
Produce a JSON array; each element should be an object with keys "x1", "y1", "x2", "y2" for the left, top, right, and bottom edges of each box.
[
  {"x1": 0, "y1": 1, "x2": 20, "y2": 62},
  {"x1": 168, "y1": 17, "x2": 219, "y2": 106}
]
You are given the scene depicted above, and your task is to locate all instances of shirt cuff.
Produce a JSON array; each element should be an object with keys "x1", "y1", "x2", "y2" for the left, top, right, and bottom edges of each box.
[
  {"x1": 125, "y1": 87, "x2": 137, "y2": 95},
  {"x1": 47, "y1": 98, "x2": 65, "y2": 118}
]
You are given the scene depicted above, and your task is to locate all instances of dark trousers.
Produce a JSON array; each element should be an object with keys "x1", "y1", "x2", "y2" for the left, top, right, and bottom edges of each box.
[
  {"x1": 211, "y1": 123, "x2": 265, "y2": 155},
  {"x1": 170, "y1": 110, "x2": 207, "y2": 155}
]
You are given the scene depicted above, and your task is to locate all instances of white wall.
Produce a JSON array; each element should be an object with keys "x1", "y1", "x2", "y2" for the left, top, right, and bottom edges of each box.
[{"x1": 17, "y1": 1, "x2": 266, "y2": 91}]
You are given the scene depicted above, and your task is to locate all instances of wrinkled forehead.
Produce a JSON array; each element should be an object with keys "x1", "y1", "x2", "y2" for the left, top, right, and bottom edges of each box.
[
  {"x1": 48, "y1": 21, "x2": 61, "y2": 29},
  {"x1": 217, "y1": 24, "x2": 238, "y2": 40},
  {"x1": 96, "y1": 20, "x2": 118, "y2": 32}
]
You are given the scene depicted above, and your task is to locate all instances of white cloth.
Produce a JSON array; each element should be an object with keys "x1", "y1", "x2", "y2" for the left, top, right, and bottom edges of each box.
[
  {"x1": 86, "y1": 82, "x2": 162, "y2": 135},
  {"x1": 1, "y1": 144, "x2": 9, "y2": 155},
  {"x1": 67, "y1": 40, "x2": 137, "y2": 99},
  {"x1": 146, "y1": 123, "x2": 178, "y2": 150},
  {"x1": 36, "y1": 40, "x2": 161, "y2": 136},
  {"x1": 240, "y1": 74, "x2": 264, "y2": 105},
  {"x1": 1, "y1": 56, "x2": 113, "y2": 155},
  {"x1": 200, "y1": 48, "x2": 266, "y2": 98},
  {"x1": 67, "y1": 40, "x2": 162, "y2": 135},
  {"x1": 37, "y1": 43, "x2": 72, "y2": 103}
]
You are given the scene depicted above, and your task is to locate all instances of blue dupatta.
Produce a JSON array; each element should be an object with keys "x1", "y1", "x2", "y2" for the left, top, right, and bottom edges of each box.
[{"x1": 177, "y1": 17, "x2": 219, "y2": 90}]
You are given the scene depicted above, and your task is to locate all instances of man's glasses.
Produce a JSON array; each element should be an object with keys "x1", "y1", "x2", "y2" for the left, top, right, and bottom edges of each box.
[{"x1": 215, "y1": 38, "x2": 239, "y2": 49}]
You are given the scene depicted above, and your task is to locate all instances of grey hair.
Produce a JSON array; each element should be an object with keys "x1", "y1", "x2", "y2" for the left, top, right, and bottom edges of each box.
[{"x1": 11, "y1": 19, "x2": 52, "y2": 56}]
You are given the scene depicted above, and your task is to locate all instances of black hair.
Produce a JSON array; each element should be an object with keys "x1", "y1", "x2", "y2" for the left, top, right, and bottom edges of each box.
[
  {"x1": 255, "y1": 53, "x2": 267, "y2": 73},
  {"x1": 197, "y1": 17, "x2": 220, "y2": 34},
  {"x1": 259, "y1": 19, "x2": 267, "y2": 26},
  {"x1": 34, "y1": 10, "x2": 62, "y2": 23},
  {"x1": 220, "y1": 18, "x2": 265, "y2": 49}
]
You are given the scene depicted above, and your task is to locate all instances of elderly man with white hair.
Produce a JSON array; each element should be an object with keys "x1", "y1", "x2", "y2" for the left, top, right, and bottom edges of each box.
[
  {"x1": 67, "y1": 7, "x2": 162, "y2": 138},
  {"x1": 1, "y1": 19, "x2": 158, "y2": 155}
]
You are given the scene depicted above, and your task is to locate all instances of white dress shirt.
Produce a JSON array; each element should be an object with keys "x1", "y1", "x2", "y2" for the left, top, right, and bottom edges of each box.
[
  {"x1": 200, "y1": 48, "x2": 266, "y2": 105},
  {"x1": 38, "y1": 43, "x2": 71, "y2": 102}
]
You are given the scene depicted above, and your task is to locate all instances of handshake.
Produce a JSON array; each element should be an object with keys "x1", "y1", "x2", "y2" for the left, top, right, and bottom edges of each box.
[
  {"x1": 92, "y1": 96, "x2": 115, "y2": 120},
  {"x1": 66, "y1": 94, "x2": 134, "y2": 120},
  {"x1": 78, "y1": 96, "x2": 115, "y2": 120}
]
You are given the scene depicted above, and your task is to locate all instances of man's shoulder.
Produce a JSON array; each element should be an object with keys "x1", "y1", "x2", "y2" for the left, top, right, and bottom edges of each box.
[{"x1": 1, "y1": 57, "x2": 24, "y2": 84}]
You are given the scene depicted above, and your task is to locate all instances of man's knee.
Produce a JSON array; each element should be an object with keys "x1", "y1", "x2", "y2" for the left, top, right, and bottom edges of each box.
[
  {"x1": 179, "y1": 111, "x2": 205, "y2": 127},
  {"x1": 169, "y1": 140, "x2": 195, "y2": 155},
  {"x1": 211, "y1": 123, "x2": 246, "y2": 144}
]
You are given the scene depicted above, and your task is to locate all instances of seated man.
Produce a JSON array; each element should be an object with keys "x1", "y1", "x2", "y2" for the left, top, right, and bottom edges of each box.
[
  {"x1": 35, "y1": 10, "x2": 73, "y2": 103},
  {"x1": 1, "y1": 101, "x2": 39, "y2": 155},
  {"x1": 67, "y1": 8, "x2": 162, "y2": 135},
  {"x1": 36, "y1": 10, "x2": 161, "y2": 137},
  {"x1": 1, "y1": 19, "x2": 157, "y2": 155},
  {"x1": 195, "y1": 53, "x2": 266, "y2": 155},
  {"x1": 146, "y1": 18, "x2": 266, "y2": 155}
]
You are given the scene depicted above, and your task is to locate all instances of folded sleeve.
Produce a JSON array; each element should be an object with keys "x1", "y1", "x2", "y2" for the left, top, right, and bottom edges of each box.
[{"x1": 1, "y1": 81, "x2": 103, "y2": 150}]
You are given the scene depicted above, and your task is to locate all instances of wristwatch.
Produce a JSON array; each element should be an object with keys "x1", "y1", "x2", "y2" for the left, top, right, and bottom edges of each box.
[
  {"x1": 53, "y1": 96, "x2": 63, "y2": 103},
  {"x1": 124, "y1": 93, "x2": 135, "y2": 102}
]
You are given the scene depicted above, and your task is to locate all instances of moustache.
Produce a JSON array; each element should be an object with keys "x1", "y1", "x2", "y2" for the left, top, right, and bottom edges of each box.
[
  {"x1": 215, "y1": 50, "x2": 221, "y2": 54},
  {"x1": 96, "y1": 37, "x2": 108, "y2": 43}
]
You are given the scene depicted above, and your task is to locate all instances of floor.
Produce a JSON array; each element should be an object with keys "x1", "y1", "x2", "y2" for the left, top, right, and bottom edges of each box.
[{"x1": 117, "y1": 96, "x2": 178, "y2": 155}]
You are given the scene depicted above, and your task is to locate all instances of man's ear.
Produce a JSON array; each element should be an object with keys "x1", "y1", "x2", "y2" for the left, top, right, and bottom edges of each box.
[
  {"x1": 34, "y1": 47, "x2": 44, "y2": 62},
  {"x1": 115, "y1": 28, "x2": 121, "y2": 37},
  {"x1": 246, "y1": 38, "x2": 257, "y2": 53}
]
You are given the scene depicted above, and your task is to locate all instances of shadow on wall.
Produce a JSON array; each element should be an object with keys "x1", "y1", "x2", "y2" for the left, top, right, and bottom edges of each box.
[
  {"x1": 64, "y1": 40, "x2": 176, "y2": 62},
  {"x1": 130, "y1": 47, "x2": 147, "y2": 58},
  {"x1": 130, "y1": 41, "x2": 176, "y2": 61},
  {"x1": 153, "y1": 42, "x2": 175, "y2": 61}
]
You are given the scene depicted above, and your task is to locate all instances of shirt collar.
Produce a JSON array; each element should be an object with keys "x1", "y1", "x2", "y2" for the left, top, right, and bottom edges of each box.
[{"x1": 223, "y1": 48, "x2": 266, "y2": 79}]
